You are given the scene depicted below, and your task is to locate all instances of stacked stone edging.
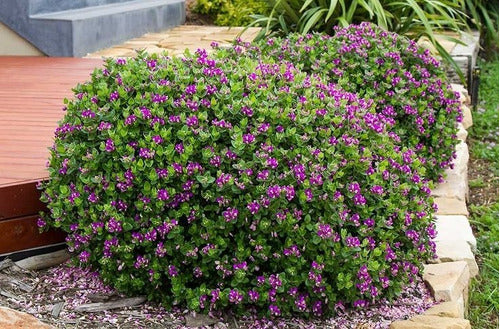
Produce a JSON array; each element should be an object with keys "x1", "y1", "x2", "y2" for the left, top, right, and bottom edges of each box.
[{"x1": 391, "y1": 84, "x2": 477, "y2": 329}]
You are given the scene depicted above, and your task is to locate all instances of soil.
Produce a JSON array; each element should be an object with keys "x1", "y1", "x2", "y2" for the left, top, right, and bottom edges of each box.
[{"x1": 468, "y1": 155, "x2": 499, "y2": 207}]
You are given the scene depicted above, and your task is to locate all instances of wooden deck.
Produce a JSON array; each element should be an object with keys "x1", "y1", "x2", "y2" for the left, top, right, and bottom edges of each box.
[{"x1": 0, "y1": 56, "x2": 101, "y2": 255}]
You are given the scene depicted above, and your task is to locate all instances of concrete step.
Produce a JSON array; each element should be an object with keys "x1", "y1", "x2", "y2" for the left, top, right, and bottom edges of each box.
[
  {"x1": 31, "y1": 0, "x2": 185, "y2": 56},
  {"x1": 0, "y1": 0, "x2": 185, "y2": 56},
  {"x1": 29, "y1": 0, "x2": 135, "y2": 15}
]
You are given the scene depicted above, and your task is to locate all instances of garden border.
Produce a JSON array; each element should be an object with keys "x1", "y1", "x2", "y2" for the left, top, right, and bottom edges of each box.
[{"x1": 390, "y1": 84, "x2": 475, "y2": 329}]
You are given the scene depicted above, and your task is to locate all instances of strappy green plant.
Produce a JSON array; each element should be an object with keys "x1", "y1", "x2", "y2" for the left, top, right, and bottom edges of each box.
[{"x1": 248, "y1": 0, "x2": 468, "y2": 80}]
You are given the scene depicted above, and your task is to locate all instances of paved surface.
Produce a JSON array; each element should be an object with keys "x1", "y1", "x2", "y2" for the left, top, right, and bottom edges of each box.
[{"x1": 85, "y1": 25, "x2": 261, "y2": 58}]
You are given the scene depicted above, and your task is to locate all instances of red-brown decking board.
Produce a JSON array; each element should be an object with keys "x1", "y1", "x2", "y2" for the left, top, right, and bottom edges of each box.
[{"x1": 0, "y1": 56, "x2": 101, "y2": 255}]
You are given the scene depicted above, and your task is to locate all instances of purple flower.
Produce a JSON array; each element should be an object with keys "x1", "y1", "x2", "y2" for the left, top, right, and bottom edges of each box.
[
  {"x1": 248, "y1": 290, "x2": 259, "y2": 302},
  {"x1": 266, "y1": 185, "x2": 281, "y2": 199},
  {"x1": 216, "y1": 173, "x2": 232, "y2": 188},
  {"x1": 210, "y1": 155, "x2": 221, "y2": 167},
  {"x1": 138, "y1": 148, "x2": 155, "y2": 159},
  {"x1": 140, "y1": 107, "x2": 151, "y2": 119},
  {"x1": 258, "y1": 122, "x2": 270, "y2": 133},
  {"x1": 124, "y1": 114, "x2": 136, "y2": 125},
  {"x1": 349, "y1": 182, "x2": 361, "y2": 194},
  {"x1": 346, "y1": 236, "x2": 361, "y2": 248},
  {"x1": 266, "y1": 157, "x2": 278, "y2": 169},
  {"x1": 79, "y1": 251, "x2": 90, "y2": 263},
  {"x1": 107, "y1": 217, "x2": 122, "y2": 233},
  {"x1": 185, "y1": 84, "x2": 197, "y2": 95},
  {"x1": 172, "y1": 163, "x2": 183, "y2": 174},
  {"x1": 257, "y1": 170, "x2": 269, "y2": 180},
  {"x1": 312, "y1": 300, "x2": 323, "y2": 316},
  {"x1": 151, "y1": 93, "x2": 167, "y2": 103},
  {"x1": 353, "y1": 193, "x2": 366, "y2": 206},
  {"x1": 98, "y1": 122, "x2": 112, "y2": 130},
  {"x1": 152, "y1": 135, "x2": 163, "y2": 144},
  {"x1": 295, "y1": 295, "x2": 307, "y2": 311},
  {"x1": 174, "y1": 143, "x2": 184, "y2": 154},
  {"x1": 157, "y1": 189, "x2": 170, "y2": 201},
  {"x1": 283, "y1": 185, "x2": 295, "y2": 201},
  {"x1": 147, "y1": 59, "x2": 157, "y2": 69},
  {"x1": 37, "y1": 217, "x2": 46, "y2": 228},
  {"x1": 87, "y1": 193, "x2": 97, "y2": 203},
  {"x1": 168, "y1": 265, "x2": 178, "y2": 277},
  {"x1": 317, "y1": 224, "x2": 333, "y2": 239},
  {"x1": 228, "y1": 289, "x2": 243, "y2": 304},
  {"x1": 105, "y1": 139, "x2": 115, "y2": 152},
  {"x1": 81, "y1": 109, "x2": 95, "y2": 118},
  {"x1": 364, "y1": 218, "x2": 375, "y2": 227},
  {"x1": 353, "y1": 299, "x2": 368, "y2": 308},
  {"x1": 305, "y1": 188, "x2": 313, "y2": 202},
  {"x1": 243, "y1": 133, "x2": 255, "y2": 144},
  {"x1": 233, "y1": 261, "x2": 248, "y2": 271},
  {"x1": 316, "y1": 108, "x2": 327, "y2": 116},
  {"x1": 269, "y1": 304, "x2": 281, "y2": 316},
  {"x1": 370, "y1": 185, "x2": 384, "y2": 195},
  {"x1": 241, "y1": 106, "x2": 253, "y2": 116},
  {"x1": 186, "y1": 115, "x2": 199, "y2": 127},
  {"x1": 109, "y1": 91, "x2": 119, "y2": 102},
  {"x1": 247, "y1": 201, "x2": 260, "y2": 214},
  {"x1": 222, "y1": 207, "x2": 238, "y2": 222}
]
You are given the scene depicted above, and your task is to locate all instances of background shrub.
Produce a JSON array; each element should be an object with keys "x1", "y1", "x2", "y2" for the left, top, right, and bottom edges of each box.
[
  {"x1": 40, "y1": 49, "x2": 436, "y2": 317},
  {"x1": 193, "y1": 0, "x2": 269, "y2": 26},
  {"x1": 228, "y1": 23, "x2": 462, "y2": 182}
]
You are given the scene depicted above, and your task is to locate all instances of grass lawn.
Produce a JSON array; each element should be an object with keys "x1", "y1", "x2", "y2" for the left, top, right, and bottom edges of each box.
[{"x1": 467, "y1": 58, "x2": 499, "y2": 328}]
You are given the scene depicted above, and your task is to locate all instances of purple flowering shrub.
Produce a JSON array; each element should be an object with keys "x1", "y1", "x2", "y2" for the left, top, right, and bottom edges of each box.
[
  {"x1": 226, "y1": 23, "x2": 462, "y2": 182},
  {"x1": 40, "y1": 50, "x2": 436, "y2": 317}
]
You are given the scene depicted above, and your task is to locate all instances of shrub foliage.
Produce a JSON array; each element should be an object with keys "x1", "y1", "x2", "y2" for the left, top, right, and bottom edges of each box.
[
  {"x1": 193, "y1": 0, "x2": 268, "y2": 26},
  {"x1": 41, "y1": 30, "x2": 442, "y2": 317},
  {"x1": 230, "y1": 23, "x2": 462, "y2": 181}
]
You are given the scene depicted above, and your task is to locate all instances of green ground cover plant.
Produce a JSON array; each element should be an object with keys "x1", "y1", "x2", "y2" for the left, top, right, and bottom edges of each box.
[
  {"x1": 39, "y1": 38, "x2": 440, "y2": 317},
  {"x1": 467, "y1": 59, "x2": 499, "y2": 329}
]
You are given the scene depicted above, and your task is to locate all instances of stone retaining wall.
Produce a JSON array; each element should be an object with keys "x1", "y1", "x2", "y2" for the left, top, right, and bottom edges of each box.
[{"x1": 390, "y1": 84, "x2": 476, "y2": 329}]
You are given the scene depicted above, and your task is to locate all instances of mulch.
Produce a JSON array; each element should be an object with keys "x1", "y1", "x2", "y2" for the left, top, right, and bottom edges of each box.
[{"x1": 0, "y1": 258, "x2": 435, "y2": 329}]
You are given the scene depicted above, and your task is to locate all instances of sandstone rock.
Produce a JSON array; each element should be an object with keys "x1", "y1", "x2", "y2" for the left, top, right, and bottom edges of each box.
[
  {"x1": 434, "y1": 198, "x2": 469, "y2": 216},
  {"x1": 434, "y1": 215, "x2": 477, "y2": 252},
  {"x1": 423, "y1": 301, "x2": 464, "y2": 318},
  {"x1": 450, "y1": 83, "x2": 470, "y2": 105},
  {"x1": 453, "y1": 141, "x2": 469, "y2": 175},
  {"x1": 410, "y1": 315, "x2": 470, "y2": 328},
  {"x1": 461, "y1": 105, "x2": 473, "y2": 129},
  {"x1": 423, "y1": 261, "x2": 470, "y2": 302},
  {"x1": 431, "y1": 240, "x2": 478, "y2": 277},
  {"x1": 432, "y1": 142, "x2": 469, "y2": 201},
  {"x1": 390, "y1": 320, "x2": 435, "y2": 329},
  {"x1": 86, "y1": 47, "x2": 135, "y2": 58},
  {"x1": 0, "y1": 307, "x2": 53, "y2": 329},
  {"x1": 456, "y1": 124, "x2": 468, "y2": 142},
  {"x1": 391, "y1": 315, "x2": 471, "y2": 329},
  {"x1": 432, "y1": 172, "x2": 468, "y2": 201},
  {"x1": 460, "y1": 284, "x2": 469, "y2": 315}
]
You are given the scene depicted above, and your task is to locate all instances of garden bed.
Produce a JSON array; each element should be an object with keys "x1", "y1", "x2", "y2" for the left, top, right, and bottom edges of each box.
[{"x1": 0, "y1": 22, "x2": 482, "y2": 329}]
